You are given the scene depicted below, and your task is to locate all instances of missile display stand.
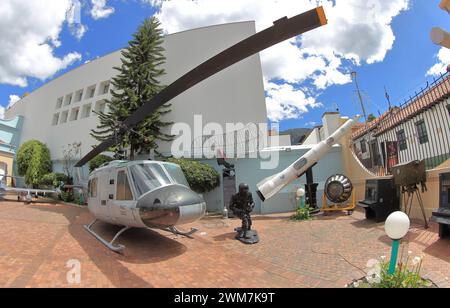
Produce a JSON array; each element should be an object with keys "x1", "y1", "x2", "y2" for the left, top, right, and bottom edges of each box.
[{"x1": 304, "y1": 167, "x2": 320, "y2": 214}]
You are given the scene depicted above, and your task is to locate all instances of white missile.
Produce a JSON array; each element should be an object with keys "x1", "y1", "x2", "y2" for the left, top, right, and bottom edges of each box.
[{"x1": 256, "y1": 115, "x2": 361, "y2": 202}]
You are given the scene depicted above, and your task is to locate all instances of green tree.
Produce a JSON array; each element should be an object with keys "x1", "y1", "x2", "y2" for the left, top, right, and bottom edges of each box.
[
  {"x1": 168, "y1": 158, "x2": 221, "y2": 194},
  {"x1": 89, "y1": 155, "x2": 114, "y2": 172},
  {"x1": 91, "y1": 17, "x2": 174, "y2": 160},
  {"x1": 17, "y1": 140, "x2": 52, "y2": 187},
  {"x1": 367, "y1": 114, "x2": 377, "y2": 122}
]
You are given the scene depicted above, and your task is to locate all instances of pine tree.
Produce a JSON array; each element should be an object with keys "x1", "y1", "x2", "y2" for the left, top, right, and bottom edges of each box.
[{"x1": 91, "y1": 17, "x2": 174, "y2": 160}]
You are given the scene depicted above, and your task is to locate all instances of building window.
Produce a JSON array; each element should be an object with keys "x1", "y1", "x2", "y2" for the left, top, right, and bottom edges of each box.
[
  {"x1": 116, "y1": 171, "x2": 133, "y2": 201},
  {"x1": 60, "y1": 110, "x2": 69, "y2": 124},
  {"x1": 56, "y1": 97, "x2": 63, "y2": 109},
  {"x1": 64, "y1": 94, "x2": 72, "y2": 106},
  {"x1": 415, "y1": 120, "x2": 429, "y2": 145},
  {"x1": 360, "y1": 139, "x2": 367, "y2": 154},
  {"x1": 447, "y1": 104, "x2": 450, "y2": 117},
  {"x1": 75, "y1": 89, "x2": 84, "y2": 102},
  {"x1": 70, "y1": 107, "x2": 80, "y2": 121},
  {"x1": 95, "y1": 100, "x2": 107, "y2": 114},
  {"x1": 81, "y1": 104, "x2": 92, "y2": 118},
  {"x1": 86, "y1": 85, "x2": 96, "y2": 99},
  {"x1": 52, "y1": 113, "x2": 60, "y2": 126},
  {"x1": 100, "y1": 81, "x2": 110, "y2": 95},
  {"x1": 397, "y1": 129, "x2": 407, "y2": 151}
]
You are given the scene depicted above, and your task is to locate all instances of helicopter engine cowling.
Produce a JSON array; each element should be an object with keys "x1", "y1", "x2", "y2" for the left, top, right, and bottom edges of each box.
[{"x1": 137, "y1": 184, "x2": 206, "y2": 229}]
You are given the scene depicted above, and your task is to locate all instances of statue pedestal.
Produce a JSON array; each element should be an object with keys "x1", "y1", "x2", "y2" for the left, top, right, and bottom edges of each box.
[{"x1": 234, "y1": 228, "x2": 259, "y2": 245}]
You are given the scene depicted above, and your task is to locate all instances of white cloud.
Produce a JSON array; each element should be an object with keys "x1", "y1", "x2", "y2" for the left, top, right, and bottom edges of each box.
[
  {"x1": 90, "y1": 0, "x2": 115, "y2": 20},
  {"x1": 265, "y1": 81, "x2": 322, "y2": 122},
  {"x1": 0, "y1": 0, "x2": 82, "y2": 87},
  {"x1": 427, "y1": 48, "x2": 450, "y2": 76},
  {"x1": 8, "y1": 95, "x2": 20, "y2": 108},
  {"x1": 150, "y1": 0, "x2": 409, "y2": 121}
]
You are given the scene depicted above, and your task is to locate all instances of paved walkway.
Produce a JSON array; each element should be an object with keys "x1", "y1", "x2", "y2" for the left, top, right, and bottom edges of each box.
[{"x1": 0, "y1": 199, "x2": 448, "y2": 288}]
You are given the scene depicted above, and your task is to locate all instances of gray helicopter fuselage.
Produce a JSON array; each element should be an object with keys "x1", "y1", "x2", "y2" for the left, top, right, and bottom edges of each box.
[{"x1": 87, "y1": 160, "x2": 206, "y2": 230}]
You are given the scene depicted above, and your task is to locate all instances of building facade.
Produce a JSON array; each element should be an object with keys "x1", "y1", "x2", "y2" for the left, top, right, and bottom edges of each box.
[
  {"x1": 352, "y1": 73, "x2": 450, "y2": 174},
  {"x1": 5, "y1": 21, "x2": 268, "y2": 175}
]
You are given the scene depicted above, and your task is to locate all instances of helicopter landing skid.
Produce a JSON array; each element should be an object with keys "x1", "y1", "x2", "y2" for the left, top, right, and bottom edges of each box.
[
  {"x1": 167, "y1": 226, "x2": 199, "y2": 238},
  {"x1": 84, "y1": 219, "x2": 130, "y2": 253}
]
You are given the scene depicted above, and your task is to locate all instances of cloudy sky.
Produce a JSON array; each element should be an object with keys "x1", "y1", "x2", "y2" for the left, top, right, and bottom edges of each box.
[{"x1": 0, "y1": 0, "x2": 448, "y2": 130}]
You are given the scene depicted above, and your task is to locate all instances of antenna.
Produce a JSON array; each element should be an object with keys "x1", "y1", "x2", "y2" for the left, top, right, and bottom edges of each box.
[
  {"x1": 351, "y1": 71, "x2": 368, "y2": 122},
  {"x1": 384, "y1": 86, "x2": 392, "y2": 110}
]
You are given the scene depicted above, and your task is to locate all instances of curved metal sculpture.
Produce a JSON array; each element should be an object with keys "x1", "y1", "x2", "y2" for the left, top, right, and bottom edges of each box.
[
  {"x1": 75, "y1": 7, "x2": 328, "y2": 167},
  {"x1": 324, "y1": 174, "x2": 353, "y2": 204}
]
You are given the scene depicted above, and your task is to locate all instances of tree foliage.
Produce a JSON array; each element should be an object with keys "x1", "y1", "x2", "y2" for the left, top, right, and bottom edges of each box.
[
  {"x1": 91, "y1": 17, "x2": 174, "y2": 160},
  {"x1": 17, "y1": 140, "x2": 52, "y2": 187},
  {"x1": 168, "y1": 158, "x2": 220, "y2": 194},
  {"x1": 89, "y1": 155, "x2": 114, "y2": 172}
]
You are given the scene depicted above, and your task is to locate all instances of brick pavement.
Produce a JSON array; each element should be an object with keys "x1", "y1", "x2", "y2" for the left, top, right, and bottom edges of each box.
[{"x1": 0, "y1": 199, "x2": 448, "y2": 288}]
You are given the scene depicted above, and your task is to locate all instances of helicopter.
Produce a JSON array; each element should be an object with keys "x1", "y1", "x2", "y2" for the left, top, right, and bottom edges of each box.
[
  {"x1": 84, "y1": 160, "x2": 206, "y2": 252},
  {"x1": 75, "y1": 7, "x2": 328, "y2": 253}
]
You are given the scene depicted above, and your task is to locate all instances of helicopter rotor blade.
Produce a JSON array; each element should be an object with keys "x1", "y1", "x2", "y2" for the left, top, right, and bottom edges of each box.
[{"x1": 75, "y1": 6, "x2": 327, "y2": 167}]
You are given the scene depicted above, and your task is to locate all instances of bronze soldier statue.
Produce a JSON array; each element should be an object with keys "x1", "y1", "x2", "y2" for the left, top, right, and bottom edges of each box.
[{"x1": 229, "y1": 183, "x2": 258, "y2": 244}]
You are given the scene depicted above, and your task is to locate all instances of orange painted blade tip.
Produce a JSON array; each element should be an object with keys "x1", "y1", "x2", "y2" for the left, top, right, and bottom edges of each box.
[{"x1": 316, "y1": 6, "x2": 328, "y2": 26}]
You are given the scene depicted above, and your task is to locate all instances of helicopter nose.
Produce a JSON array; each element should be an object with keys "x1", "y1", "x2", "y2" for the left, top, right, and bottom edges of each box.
[{"x1": 137, "y1": 185, "x2": 206, "y2": 229}]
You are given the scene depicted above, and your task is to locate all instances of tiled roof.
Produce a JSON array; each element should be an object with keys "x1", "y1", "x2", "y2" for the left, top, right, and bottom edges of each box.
[
  {"x1": 351, "y1": 73, "x2": 450, "y2": 139},
  {"x1": 351, "y1": 107, "x2": 400, "y2": 139}
]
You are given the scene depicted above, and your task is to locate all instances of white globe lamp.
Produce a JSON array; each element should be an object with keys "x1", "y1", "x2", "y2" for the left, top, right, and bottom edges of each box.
[
  {"x1": 385, "y1": 211, "x2": 411, "y2": 275},
  {"x1": 385, "y1": 211, "x2": 410, "y2": 240}
]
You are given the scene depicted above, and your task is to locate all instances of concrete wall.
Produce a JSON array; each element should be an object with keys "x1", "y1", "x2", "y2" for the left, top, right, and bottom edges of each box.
[
  {"x1": 5, "y1": 21, "x2": 267, "y2": 166},
  {"x1": 235, "y1": 146, "x2": 344, "y2": 214}
]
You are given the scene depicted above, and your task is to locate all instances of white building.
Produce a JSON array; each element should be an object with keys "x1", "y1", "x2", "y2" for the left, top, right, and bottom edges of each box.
[{"x1": 5, "y1": 21, "x2": 267, "y2": 174}]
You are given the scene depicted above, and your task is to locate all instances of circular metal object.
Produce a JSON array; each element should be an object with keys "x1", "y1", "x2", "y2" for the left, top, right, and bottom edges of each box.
[{"x1": 324, "y1": 174, "x2": 353, "y2": 203}]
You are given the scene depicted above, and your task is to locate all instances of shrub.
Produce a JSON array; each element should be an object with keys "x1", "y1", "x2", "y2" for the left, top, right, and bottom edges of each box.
[
  {"x1": 168, "y1": 158, "x2": 220, "y2": 193},
  {"x1": 89, "y1": 155, "x2": 114, "y2": 172},
  {"x1": 349, "y1": 254, "x2": 432, "y2": 288},
  {"x1": 61, "y1": 189, "x2": 75, "y2": 203},
  {"x1": 40, "y1": 173, "x2": 69, "y2": 188},
  {"x1": 291, "y1": 206, "x2": 312, "y2": 221},
  {"x1": 17, "y1": 140, "x2": 52, "y2": 187}
]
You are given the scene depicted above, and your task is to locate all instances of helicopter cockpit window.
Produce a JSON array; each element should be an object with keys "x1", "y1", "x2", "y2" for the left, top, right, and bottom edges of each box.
[
  {"x1": 89, "y1": 178, "x2": 98, "y2": 198},
  {"x1": 117, "y1": 171, "x2": 133, "y2": 201},
  {"x1": 130, "y1": 164, "x2": 171, "y2": 197},
  {"x1": 164, "y1": 164, "x2": 190, "y2": 188}
]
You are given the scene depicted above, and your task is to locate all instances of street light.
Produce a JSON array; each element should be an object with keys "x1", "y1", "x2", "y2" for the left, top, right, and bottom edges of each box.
[
  {"x1": 296, "y1": 188, "x2": 306, "y2": 208},
  {"x1": 385, "y1": 211, "x2": 411, "y2": 275}
]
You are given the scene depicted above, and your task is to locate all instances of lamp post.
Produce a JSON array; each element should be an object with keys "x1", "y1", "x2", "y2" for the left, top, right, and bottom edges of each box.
[
  {"x1": 384, "y1": 211, "x2": 411, "y2": 275},
  {"x1": 296, "y1": 188, "x2": 306, "y2": 208}
]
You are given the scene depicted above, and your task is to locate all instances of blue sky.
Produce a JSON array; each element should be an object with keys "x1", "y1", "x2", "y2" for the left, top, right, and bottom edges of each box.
[{"x1": 0, "y1": 0, "x2": 448, "y2": 131}]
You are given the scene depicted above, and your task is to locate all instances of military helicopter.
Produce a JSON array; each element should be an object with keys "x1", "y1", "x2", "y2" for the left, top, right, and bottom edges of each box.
[
  {"x1": 84, "y1": 160, "x2": 205, "y2": 252},
  {"x1": 75, "y1": 7, "x2": 328, "y2": 253}
]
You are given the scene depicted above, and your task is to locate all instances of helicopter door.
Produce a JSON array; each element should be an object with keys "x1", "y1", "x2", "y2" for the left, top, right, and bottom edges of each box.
[
  {"x1": 111, "y1": 169, "x2": 135, "y2": 225},
  {"x1": 97, "y1": 169, "x2": 115, "y2": 222}
]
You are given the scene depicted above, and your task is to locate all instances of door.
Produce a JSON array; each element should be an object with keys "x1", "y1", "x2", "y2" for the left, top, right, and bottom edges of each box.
[
  {"x1": 98, "y1": 169, "x2": 115, "y2": 222},
  {"x1": 112, "y1": 169, "x2": 135, "y2": 225}
]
